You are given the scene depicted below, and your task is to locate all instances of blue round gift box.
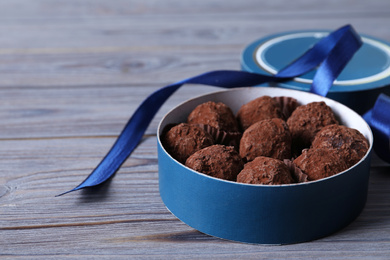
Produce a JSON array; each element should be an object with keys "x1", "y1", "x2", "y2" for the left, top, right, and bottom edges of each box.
[
  {"x1": 241, "y1": 30, "x2": 390, "y2": 114},
  {"x1": 158, "y1": 87, "x2": 373, "y2": 244}
]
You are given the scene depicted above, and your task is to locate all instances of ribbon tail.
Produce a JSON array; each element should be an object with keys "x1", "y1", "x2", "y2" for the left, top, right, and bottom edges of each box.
[{"x1": 56, "y1": 83, "x2": 183, "y2": 196}]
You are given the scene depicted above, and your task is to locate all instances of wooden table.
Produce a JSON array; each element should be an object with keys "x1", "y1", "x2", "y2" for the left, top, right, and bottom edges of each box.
[{"x1": 1, "y1": 1, "x2": 390, "y2": 258}]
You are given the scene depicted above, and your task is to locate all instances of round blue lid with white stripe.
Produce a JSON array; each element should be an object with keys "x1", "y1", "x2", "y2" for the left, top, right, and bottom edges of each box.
[{"x1": 242, "y1": 30, "x2": 390, "y2": 91}]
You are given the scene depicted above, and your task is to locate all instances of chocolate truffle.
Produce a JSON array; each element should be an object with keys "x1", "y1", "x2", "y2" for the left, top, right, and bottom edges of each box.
[
  {"x1": 287, "y1": 101, "x2": 339, "y2": 150},
  {"x1": 312, "y1": 124, "x2": 369, "y2": 167},
  {"x1": 239, "y1": 118, "x2": 292, "y2": 162},
  {"x1": 187, "y1": 101, "x2": 239, "y2": 132},
  {"x1": 237, "y1": 95, "x2": 284, "y2": 131},
  {"x1": 162, "y1": 123, "x2": 214, "y2": 164},
  {"x1": 237, "y1": 156, "x2": 294, "y2": 185},
  {"x1": 185, "y1": 145, "x2": 244, "y2": 181},
  {"x1": 293, "y1": 148, "x2": 349, "y2": 181}
]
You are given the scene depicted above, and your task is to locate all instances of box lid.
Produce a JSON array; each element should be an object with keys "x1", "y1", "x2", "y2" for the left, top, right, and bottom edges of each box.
[{"x1": 241, "y1": 30, "x2": 390, "y2": 93}]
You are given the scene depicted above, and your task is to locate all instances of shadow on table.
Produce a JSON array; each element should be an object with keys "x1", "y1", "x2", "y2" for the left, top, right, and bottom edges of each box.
[{"x1": 75, "y1": 175, "x2": 115, "y2": 203}]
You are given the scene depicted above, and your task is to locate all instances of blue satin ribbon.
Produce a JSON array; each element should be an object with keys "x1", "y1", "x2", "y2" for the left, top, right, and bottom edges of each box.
[
  {"x1": 364, "y1": 94, "x2": 390, "y2": 163},
  {"x1": 58, "y1": 24, "x2": 389, "y2": 196}
]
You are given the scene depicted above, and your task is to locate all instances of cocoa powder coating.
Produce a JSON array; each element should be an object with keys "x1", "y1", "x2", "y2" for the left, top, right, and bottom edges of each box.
[
  {"x1": 287, "y1": 101, "x2": 339, "y2": 150},
  {"x1": 185, "y1": 145, "x2": 244, "y2": 181},
  {"x1": 187, "y1": 101, "x2": 239, "y2": 132},
  {"x1": 239, "y1": 118, "x2": 292, "y2": 162},
  {"x1": 236, "y1": 96, "x2": 284, "y2": 131},
  {"x1": 312, "y1": 124, "x2": 369, "y2": 167},
  {"x1": 162, "y1": 123, "x2": 214, "y2": 164},
  {"x1": 237, "y1": 156, "x2": 294, "y2": 185},
  {"x1": 293, "y1": 148, "x2": 349, "y2": 181}
]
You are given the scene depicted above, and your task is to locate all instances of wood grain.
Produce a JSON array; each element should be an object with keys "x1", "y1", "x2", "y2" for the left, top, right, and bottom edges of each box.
[{"x1": 1, "y1": 0, "x2": 390, "y2": 258}]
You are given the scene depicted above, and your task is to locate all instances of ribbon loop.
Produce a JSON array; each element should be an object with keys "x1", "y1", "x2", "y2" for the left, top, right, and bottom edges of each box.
[{"x1": 310, "y1": 26, "x2": 362, "y2": 96}]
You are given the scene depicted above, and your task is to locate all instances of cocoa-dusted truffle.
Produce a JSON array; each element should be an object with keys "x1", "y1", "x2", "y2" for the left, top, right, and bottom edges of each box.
[
  {"x1": 162, "y1": 123, "x2": 214, "y2": 164},
  {"x1": 287, "y1": 101, "x2": 339, "y2": 150},
  {"x1": 185, "y1": 145, "x2": 244, "y2": 181},
  {"x1": 187, "y1": 101, "x2": 239, "y2": 132},
  {"x1": 293, "y1": 148, "x2": 348, "y2": 181},
  {"x1": 239, "y1": 118, "x2": 292, "y2": 162},
  {"x1": 312, "y1": 124, "x2": 369, "y2": 167},
  {"x1": 237, "y1": 156, "x2": 294, "y2": 185},
  {"x1": 237, "y1": 96, "x2": 284, "y2": 131}
]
